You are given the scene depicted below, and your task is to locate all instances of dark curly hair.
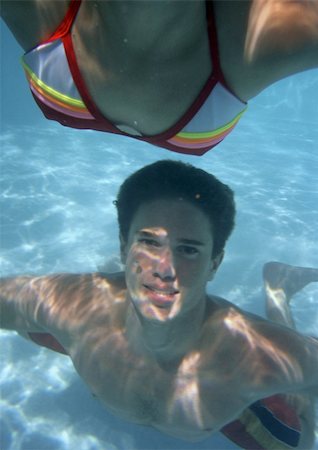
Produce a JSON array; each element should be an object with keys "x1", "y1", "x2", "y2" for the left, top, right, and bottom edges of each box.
[{"x1": 114, "y1": 160, "x2": 235, "y2": 257}]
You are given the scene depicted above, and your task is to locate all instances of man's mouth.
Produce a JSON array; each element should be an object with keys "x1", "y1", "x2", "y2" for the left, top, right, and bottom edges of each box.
[{"x1": 143, "y1": 285, "x2": 179, "y2": 307}]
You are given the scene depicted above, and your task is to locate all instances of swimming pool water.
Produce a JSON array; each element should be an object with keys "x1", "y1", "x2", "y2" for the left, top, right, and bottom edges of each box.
[{"x1": 1, "y1": 21, "x2": 318, "y2": 450}]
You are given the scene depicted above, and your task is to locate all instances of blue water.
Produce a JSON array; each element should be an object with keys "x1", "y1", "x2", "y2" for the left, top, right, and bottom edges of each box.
[{"x1": 1, "y1": 21, "x2": 318, "y2": 450}]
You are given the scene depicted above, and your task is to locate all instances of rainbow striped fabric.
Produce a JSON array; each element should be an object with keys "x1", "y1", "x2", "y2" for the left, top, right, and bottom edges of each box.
[
  {"x1": 221, "y1": 395, "x2": 301, "y2": 449},
  {"x1": 21, "y1": 33, "x2": 247, "y2": 155},
  {"x1": 167, "y1": 82, "x2": 247, "y2": 152},
  {"x1": 22, "y1": 40, "x2": 94, "y2": 121}
]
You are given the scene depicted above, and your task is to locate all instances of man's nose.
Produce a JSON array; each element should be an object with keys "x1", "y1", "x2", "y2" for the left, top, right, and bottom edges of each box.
[{"x1": 153, "y1": 248, "x2": 176, "y2": 281}]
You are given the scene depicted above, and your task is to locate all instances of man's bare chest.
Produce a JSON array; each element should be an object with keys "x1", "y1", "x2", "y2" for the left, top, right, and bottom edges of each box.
[{"x1": 71, "y1": 332, "x2": 222, "y2": 439}]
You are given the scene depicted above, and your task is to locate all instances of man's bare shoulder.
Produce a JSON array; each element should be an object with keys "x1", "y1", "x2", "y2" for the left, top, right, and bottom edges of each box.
[
  {"x1": 201, "y1": 295, "x2": 286, "y2": 372},
  {"x1": 33, "y1": 271, "x2": 128, "y2": 352},
  {"x1": 205, "y1": 294, "x2": 247, "y2": 322},
  {"x1": 201, "y1": 294, "x2": 316, "y2": 395},
  {"x1": 42, "y1": 271, "x2": 127, "y2": 310},
  {"x1": 204, "y1": 294, "x2": 290, "y2": 340}
]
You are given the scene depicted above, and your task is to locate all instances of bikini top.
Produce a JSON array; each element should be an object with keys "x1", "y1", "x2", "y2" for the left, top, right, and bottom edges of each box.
[{"x1": 21, "y1": 0, "x2": 247, "y2": 156}]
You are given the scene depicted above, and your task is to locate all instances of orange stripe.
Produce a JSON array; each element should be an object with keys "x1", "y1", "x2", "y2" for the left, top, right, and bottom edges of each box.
[
  {"x1": 171, "y1": 125, "x2": 234, "y2": 145},
  {"x1": 27, "y1": 74, "x2": 87, "y2": 114}
]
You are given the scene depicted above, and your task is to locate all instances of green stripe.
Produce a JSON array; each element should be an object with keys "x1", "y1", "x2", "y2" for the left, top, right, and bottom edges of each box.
[
  {"x1": 22, "y1": 60, "x2": 86, "y2": 109},
  {"x1": 176, "y1": 107, "x2": 247, "y2": 139}
]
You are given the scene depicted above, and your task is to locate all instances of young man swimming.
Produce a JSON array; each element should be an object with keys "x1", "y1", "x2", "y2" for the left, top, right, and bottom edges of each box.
[
  {"x1": 1, "y1": 1, "x2": 318, "y2": 154},
  {"x1": 1, "y1": 160, "x2": 317, "y2": 449}
]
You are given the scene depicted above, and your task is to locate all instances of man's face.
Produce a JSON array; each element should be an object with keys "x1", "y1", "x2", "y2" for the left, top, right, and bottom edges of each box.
[{"x1": 121, "y1": 198, "x2": 220, "y2": 322}]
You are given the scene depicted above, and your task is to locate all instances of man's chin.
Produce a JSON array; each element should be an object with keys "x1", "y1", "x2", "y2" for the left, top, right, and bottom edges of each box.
[
  {"x1": 130, "y1": 287, "x2": 183, "y2": 321},
  {"x1": 142, "y1": 299, "x2": 183, "y2": 322}
]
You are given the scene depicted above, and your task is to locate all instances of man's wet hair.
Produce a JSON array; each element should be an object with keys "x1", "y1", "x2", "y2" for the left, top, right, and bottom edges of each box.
[{"x1": 115, "y1": 160, "x2": 235, "y2": 257}]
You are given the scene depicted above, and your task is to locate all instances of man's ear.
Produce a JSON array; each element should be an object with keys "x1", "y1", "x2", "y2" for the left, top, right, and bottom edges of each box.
[
  {"x1": 119, "y1": 234, "x2": 127, "y2": 264},
  {"x1": 208, "y1": 251, "x2": 224, "y2": 281}
]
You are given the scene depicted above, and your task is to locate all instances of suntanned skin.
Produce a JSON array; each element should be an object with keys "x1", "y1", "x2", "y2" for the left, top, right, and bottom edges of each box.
[
  {"x1": 1, "y1": 0, "x2": 318, "y2": 135},
  {"x1": 1, "y1": 199, "x2": 318, "y2": 447}
]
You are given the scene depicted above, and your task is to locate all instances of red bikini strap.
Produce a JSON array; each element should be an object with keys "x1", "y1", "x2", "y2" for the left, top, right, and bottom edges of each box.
[
  {"x1": 46, "y1": 0, "x2": 82, "y2": 43},
  {"x1": 206, "y1": 1, "x2": 227, "y2": 86}
]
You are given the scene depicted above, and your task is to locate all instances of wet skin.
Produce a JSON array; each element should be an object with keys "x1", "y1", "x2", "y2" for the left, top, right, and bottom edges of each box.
[{"x1": 1, "y1": 199, "x2": 318, "y2": 443}]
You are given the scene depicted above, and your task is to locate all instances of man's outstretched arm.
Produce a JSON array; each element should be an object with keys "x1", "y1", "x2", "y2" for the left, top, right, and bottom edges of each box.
[
  {"x1": 0, "y1": 275, "x2": 44, "y2": 331},
  {"x1": 0, "y1": 273, "x2": 100, "y2": 353}
]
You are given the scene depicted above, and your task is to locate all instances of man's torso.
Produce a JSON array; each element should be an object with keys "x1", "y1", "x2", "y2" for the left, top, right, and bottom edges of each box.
[{"x1": 48, "y1": 272, "x2": 252, "y2": 440}]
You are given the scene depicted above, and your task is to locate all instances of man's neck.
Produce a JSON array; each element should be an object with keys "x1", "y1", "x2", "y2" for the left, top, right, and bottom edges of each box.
[{"x1": 125, "y1": 298, "x2": 208, "y2": 366}]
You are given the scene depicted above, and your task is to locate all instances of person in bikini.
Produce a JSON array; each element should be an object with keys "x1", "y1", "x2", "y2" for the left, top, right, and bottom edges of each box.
[
  {"x1": 1, "y1": 160, "x2": 318, "y2": 449},
  {"x1": 1, "y1": 0, "x2": 318, "y2": 155}
]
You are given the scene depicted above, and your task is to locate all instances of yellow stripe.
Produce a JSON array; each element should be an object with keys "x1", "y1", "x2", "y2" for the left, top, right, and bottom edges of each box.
[
  {"x1": 239, "y1": 408, "x2": 293, "y2": 450},
  {"x1": 176, "y1": 108, "x2": 247, "y2": 139},
  {"x1": 22, "y1": 60, "x2": 86, "y2": 109}
]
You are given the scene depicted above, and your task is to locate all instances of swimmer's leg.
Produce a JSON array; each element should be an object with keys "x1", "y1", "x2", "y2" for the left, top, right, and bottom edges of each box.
[
  {"x1": 263, "y1": 261, "x2": 318, "y2": 328},
  {"x1": 263, "y1": 261, "x2": 318, "y2": 449}
]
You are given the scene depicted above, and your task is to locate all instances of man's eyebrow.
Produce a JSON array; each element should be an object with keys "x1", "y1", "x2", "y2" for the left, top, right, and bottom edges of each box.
[
  {"x1": 177, "y1": 238, "x2": 205, "y2": 246},
  {"x1": 136, "y1": 231, "x2": 205, "y2": 246},
  {"x1": 137, "y1": 230, "x2": 162, "y2": 238}
]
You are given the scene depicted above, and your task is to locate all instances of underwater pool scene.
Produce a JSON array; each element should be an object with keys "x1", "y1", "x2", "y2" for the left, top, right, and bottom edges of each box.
[{"x1": 1, "y1": 21, "x2": 318, "y2": 450}]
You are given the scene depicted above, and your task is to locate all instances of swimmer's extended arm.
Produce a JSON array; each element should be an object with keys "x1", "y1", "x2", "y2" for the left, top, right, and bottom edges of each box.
[
  {"x1": 1, "y1": 0, "x2": 70, "y2": 50},
  {"x1": 0, "y1": 273, "x2": 99, "y2": 350},
  {"x1": 0, "y1": 275, "x2": 76, "y2": 333},
  {"x1": 0, "y1": 275, "x2": 42, "y2": 331}
]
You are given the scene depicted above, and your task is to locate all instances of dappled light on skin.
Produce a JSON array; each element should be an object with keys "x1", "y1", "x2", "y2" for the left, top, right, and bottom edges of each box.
[
  {"x1": 0, "y1": 273, "x2": 126, "y2": 347},
  {"x1": 126, "y1": 227, "x2": 183, "y2": 322},
  {"x1": 263, "y1": 261, "x2": 318, "y2": 329},
  {"x1": 74, "y1": 326, "x2": 142, "y2": 399},
  {"x1": 264, "y1": 284, "x2": 287, "y2": 308},
  {"x1": 223, "y1": 308, "x2": 303, "y2": 387},
  {"x1": 168, "y1": 352, "x2": 204, "y2": 428},
  {"x1": 38, "y1": 275, "x2": 125, "y2": 331},
  {"x1": 245, "y1": 0, "x2": 318, "y2": 62},
  {"x1": 224, "y1": 309, "x2": 258, "y2": 352},
  {"x1": 264, "y1": 281, "x2": 294, "y2": 328},
  {"x1": 2, "y1": 261, "x2": 318, "y2": 443}
]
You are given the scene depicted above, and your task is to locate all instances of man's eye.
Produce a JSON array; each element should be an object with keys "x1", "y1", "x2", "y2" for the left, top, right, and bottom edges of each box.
[
  {"x1": 177, "y1": 246, "x2": 199, "y2": 257},
  {"x1": 138, "y1": 238, "x2": 160, "y2": 247}
]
